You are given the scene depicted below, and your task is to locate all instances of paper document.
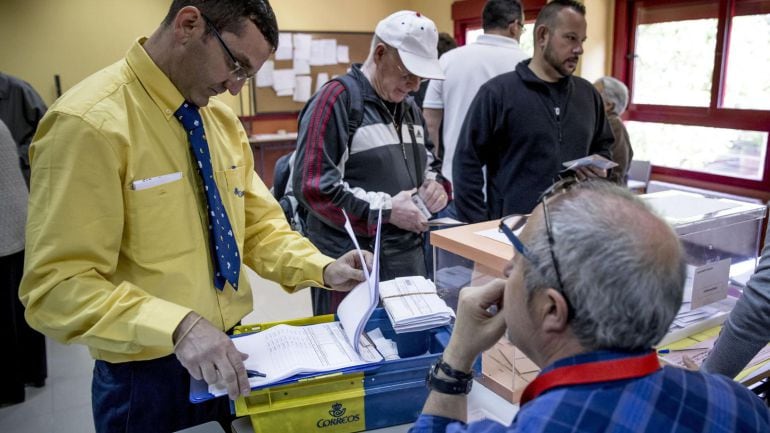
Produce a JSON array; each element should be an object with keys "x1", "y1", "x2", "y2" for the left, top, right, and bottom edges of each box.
[
  {"x1": 641, "y1": 191, "x2": 743, "y2": 223},
  {"x1": 380, "y1": 276, "x2": 455, "y2": 333},
  {"x1": 255, "y1": 60, "x2": 274, "y2": 87},
  {"x1": 275, "y1": 32, "x2": 293, "y2": 60},
  {"x1": 562, "y1": 154, "x2": 618, "y2": 171},
  {"x1": 337, "y1": 45, "x2": 350, "y2": 63},
  {"x1": 293, "y1": 33, "x2": 312, "y2": 60},
  {"x1": 336, "y1": 208, "x2": 382, "y2": 356},
  {"x1": 210, "y1": 322, "x2": 380, "y2": 396},
  {"x1": 204, "y1": 210, "x2": 384, "y2": 398}
]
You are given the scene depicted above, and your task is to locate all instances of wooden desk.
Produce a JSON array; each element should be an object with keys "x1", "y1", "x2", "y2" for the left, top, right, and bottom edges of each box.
[
  {"x1": 430, "y1": 220, "x2": 510, "y2": 279},
  {"x1": 248, "y1": 132, "x2": 297, "y2": 188}
]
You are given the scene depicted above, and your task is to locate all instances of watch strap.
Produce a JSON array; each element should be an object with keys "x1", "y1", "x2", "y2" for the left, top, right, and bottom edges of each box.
[{"x1": 436, "y1": 357, "x2": 473, "y2": 381}]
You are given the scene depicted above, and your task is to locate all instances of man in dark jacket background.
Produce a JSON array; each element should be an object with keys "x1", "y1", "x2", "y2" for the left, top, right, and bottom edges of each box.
[{"x1": 453, "y1": 0, "x2": 613, "y2": 222}]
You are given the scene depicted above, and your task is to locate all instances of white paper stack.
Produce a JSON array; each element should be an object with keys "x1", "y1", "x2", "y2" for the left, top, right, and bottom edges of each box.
[{"x1": 380, "y1": 276, "x2": 455, "y2": 333}]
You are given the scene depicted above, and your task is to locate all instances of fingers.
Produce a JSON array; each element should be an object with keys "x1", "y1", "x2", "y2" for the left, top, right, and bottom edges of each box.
[
  {"x1": 682, "y1": 356, "x2": 699, "y2": 371},
  {"x1": 201, "y1": 362, "x2": 218, "y2": 386},
  {"x1": 227, "y1": 349, "x2": 251, "y2": 398}
]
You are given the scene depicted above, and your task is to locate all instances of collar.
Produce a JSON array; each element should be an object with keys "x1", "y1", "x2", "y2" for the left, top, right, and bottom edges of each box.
[
  {"x1": 521, "y1": 350, "x2": 660, "y2": 405},
  {"x1": 517, "y1": 59, "x2": 572, "y2": 88},
  {"x1": 125, "y1": 37, "x2": 186, "y2": 120},
  {"x1": 474, "y1": 33, "x2": 521, "y2": 49}
]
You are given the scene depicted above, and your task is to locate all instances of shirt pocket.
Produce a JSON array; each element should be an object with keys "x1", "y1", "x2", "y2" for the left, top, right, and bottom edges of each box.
[
  {"x1": 124, "y1": 177, "x2": 198, "y2": 263},
  {"x1": 215, "y1": 166, "x2": 246, "y2": 246}
]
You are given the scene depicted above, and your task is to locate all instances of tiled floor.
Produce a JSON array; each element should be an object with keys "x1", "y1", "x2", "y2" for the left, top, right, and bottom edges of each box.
[{"x1": 0, "y1": 268, "x2": 311, "y2": 433}]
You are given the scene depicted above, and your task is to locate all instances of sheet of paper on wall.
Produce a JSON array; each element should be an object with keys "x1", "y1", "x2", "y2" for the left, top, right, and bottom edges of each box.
[
  {"x1": 320, "y1": 39, "x2": 338, "y2": 65},
  {"x1": 309, "y1": 39, "x2": 325, "y2": 66},
  {"x1": 293, "y1": 33, "x2": 312, "y2": 60},
  {"x1": 337, "y1": 208, "x2": 382, "y2": 360},
  {"x1": 292, "y1": 76, "x2": 312, "y2": 103},
  {"x1": 337, "y1": 45, "x2": 350, "y2": 63},
  {"x1": 275, "y1": 32, "x2": 293, "y2": 60},
  {"x1": 255, "y1": 60, "x2": 274, "y2": 87},
  {"x1": 272, "y1": 69, "x2": 295, "y2": 93},
  {"x1": 293, "y1": 58, "x2": 311, "y2": 75},
  {"x1": 315, "y1": 72, "x2": 330, "y2": 93}
]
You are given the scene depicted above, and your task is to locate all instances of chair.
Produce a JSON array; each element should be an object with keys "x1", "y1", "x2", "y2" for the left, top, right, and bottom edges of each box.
[{"x1": 627, "y1": 160, "x2": 652, "y2": 193}]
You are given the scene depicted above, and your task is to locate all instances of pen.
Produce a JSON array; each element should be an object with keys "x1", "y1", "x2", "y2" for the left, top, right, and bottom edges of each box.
[
  {"x1": 657, "y1": 349, "x2": 670, "y2": 354},
  {"x1": 246, "y1": 369, "x2": 267, "y2": 378}
]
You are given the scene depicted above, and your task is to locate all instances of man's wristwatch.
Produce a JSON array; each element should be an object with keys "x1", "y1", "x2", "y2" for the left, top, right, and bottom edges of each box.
[{"x1": 426, "y1": 356, "x2": 473, "y2": 395}]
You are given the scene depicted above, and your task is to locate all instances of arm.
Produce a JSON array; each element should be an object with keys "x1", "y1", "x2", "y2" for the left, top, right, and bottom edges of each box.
[
  {"x1": 423, "y1": 77, "x2": 445, "y2": 159},
  {"x1": 702, "y1": 226, "x2": 770, "y2": 377},
  {"x1": 453, "y1": 87, "x2": 498, "y2": 223},
  {"x1": 411, "y1": 101, "x2": 450, "y2": 214},
  {"x1": 416, "y1": 280, "x2": 507, "y2": 425},
  {"x1": 424, "y1": 108, "x2": 443, "y2": 159},
  {"x1": 19, "y1": 82, "x2": 48, "y2": 167},
  {"x1": 292, "y1": 82, "x2": 391, "y2": 237}
]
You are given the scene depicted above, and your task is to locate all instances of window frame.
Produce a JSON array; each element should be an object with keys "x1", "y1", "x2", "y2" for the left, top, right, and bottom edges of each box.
[{"x1": 613, "y1": 0, "x2": 770, "y2": 194}]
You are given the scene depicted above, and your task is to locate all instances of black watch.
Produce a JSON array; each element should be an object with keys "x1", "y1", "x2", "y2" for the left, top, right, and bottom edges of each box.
[{"x1": 426, "y1": 357, "x2": 473, "y2": 395}]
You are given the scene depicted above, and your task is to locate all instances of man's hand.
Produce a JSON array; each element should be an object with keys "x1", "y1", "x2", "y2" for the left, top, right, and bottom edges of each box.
[
  {"x1": 390, "y1": 189, "x2": 428, "y2": 233},
  {"x1": 324, "y1": 249, "x2": 373, "y2": 292},
  {"x1": 574, "y1": 165, "x2": 608, "y2": 180},
  {"x1": 173, "y1": 312, "x2": 250, "y2": 400},
  {"x1": 419, "y1": 179, "x2": 448, "y2": 213},
  {"x1": 443, "y1": 280, "x2": 507, "y2": 371}
]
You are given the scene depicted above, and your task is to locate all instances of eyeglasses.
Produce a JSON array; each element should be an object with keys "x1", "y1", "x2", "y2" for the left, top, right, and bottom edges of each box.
[
  {"x1": 389, "y1": 49, "x2": 428, "y2": 84},
  {"x1": 202, "y1": 14, "x2": 254, "y2": 82},
  {"x1": 508, "y1": 19, "x2": 526, "y2": 33},
  {"x1": 498, "y1": 214, "x2": 536, "y2": 263},
  {"x1": 537, "y1": 177, "x2": 580, "y2": 290}
]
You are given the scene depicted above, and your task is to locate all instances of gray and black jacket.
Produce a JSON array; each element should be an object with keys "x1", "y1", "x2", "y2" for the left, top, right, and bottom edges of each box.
[{"x1": 292, "y1": 64, "x2": 450, "y2": 258}]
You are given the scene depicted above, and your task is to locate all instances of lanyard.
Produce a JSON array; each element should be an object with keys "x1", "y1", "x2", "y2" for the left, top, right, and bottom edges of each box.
[{"x1": 520, "y1": 351, "x2": 661, "y2": 405}]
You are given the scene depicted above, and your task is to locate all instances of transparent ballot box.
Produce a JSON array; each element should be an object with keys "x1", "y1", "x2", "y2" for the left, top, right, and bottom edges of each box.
[
  {"x1": 430, "y1": 191, "x2": 767, "y2": 402},
  {"x1": 642, "y1": 190, "x2": 767, "y2": 344}
]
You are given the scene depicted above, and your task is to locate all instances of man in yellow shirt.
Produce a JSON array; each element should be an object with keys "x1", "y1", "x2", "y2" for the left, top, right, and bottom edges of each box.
[{"x1": 19, "y1": 1, "x2": 369, "y2": 431}]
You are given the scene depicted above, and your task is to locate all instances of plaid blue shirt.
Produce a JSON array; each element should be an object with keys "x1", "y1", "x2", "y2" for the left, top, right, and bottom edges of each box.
[{"x1": 410, "y1": 350, "x2": 770, "y2": 433}]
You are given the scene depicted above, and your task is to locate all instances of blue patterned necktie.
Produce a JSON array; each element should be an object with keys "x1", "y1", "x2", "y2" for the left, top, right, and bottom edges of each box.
[{"x1": 175, "y1": 102, "x2": 240, "y2": 291}]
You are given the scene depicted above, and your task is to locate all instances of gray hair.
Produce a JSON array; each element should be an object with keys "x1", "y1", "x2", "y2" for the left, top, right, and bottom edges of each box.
[
  {"x1": 596, "y1": 76, "x2": 629, "y2": 116},
  {"x1": 522, "y1": 181, "x2": 685, "y2": 351}
]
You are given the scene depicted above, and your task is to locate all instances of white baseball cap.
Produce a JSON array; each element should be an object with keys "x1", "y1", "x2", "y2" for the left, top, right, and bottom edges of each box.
[{"x1": 375, "y1": 11, "x2": 445, "y2": 80}]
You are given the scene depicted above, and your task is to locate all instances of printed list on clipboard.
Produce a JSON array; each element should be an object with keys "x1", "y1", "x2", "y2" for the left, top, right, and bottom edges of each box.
[{"x1": 203, "y1": 209, "x2": 383, "y2": 399}]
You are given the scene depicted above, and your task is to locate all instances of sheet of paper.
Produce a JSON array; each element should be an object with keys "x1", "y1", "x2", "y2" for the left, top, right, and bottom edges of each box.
[
  {"x1": 292, "y1": 75, "x2": 312, "y2": 103},
  {"x1": 293, "y1": 33, "x2": 312, "y2": 60},
  {"x1": 208, "y1": 322, "x2": 370, "y2": 396},
  {"x1": 275, "y1": 32, "x2": 293, "y2": 60},
  {"x1": 642, "y1": 191, "x2": 743, "y2": 224},
  {"x1": 475, "y1": 226, "x2": 523, "y2": 246},
  {"x1": 337, "y1": 45, "x2": 350, "y2": 63},
  {"x1": 336, "y1": 209, "x2": 381, "y2": 358},
  {"x1": 255, "y1": 60, "x2": 274, "y2": 87},
  {"x1": 690, "y1": 258, "x2": 731, "y2": 309},
  {"x1": 321, "y1": 39, "x2": 338, "y2": 65},
  {"x1": 315, "y1": 72, "x2": 330, "y2": 93},
  {"x1": 380, "y1": 276, "x2": 454, "y2": 332},
  {"x1": 562, "y1": 154, "x2": 618, "y2": 171},
  {"x1": 309, "y1": 40, "x2": 325, "y2": 66},
  {"x1": 272, "y1": 69, "x2": 295, "y2": 92},
  {"x1": 293, "y1": 58, "x2": 310, "y2": 75}
]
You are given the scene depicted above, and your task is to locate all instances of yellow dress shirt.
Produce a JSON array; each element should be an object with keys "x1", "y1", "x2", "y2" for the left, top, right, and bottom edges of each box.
[{"x1": 20, "y1": 38, "x2": 334, "y2": 363}]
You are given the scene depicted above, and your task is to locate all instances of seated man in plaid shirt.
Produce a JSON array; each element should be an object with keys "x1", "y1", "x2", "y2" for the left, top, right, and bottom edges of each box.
[{"x1": 412, "y1": 179, "x2": 770, "y2": 433}]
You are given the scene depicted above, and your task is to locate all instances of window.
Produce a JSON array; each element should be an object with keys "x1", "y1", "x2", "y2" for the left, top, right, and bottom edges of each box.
[
  {"x1": 463, "y1": 23, "x2": 535, "y2": 57},
  {"x1": 616, "y1": 0, "x2": 770, "y2": 190}
]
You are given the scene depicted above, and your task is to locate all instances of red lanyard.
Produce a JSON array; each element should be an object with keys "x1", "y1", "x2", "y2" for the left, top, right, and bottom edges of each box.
[{"x1": 520, "y1": 351, "x2": 661, "y2": 405}]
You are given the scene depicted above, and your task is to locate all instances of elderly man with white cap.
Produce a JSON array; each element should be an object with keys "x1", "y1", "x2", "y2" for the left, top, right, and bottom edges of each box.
[{"x1": 293, "y1": 11, "x2": 451, "y2": 315}]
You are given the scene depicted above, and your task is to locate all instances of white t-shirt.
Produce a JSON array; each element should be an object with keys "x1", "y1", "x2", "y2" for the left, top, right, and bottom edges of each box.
[{"x1": 423, "y1": 34, "x2": 529, "y2": 186}]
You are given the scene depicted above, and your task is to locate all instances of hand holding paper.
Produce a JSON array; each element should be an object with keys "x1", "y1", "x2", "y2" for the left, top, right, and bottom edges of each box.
[{"x1": 324, "y1": 249, "x2": 373, "y2": 292}]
